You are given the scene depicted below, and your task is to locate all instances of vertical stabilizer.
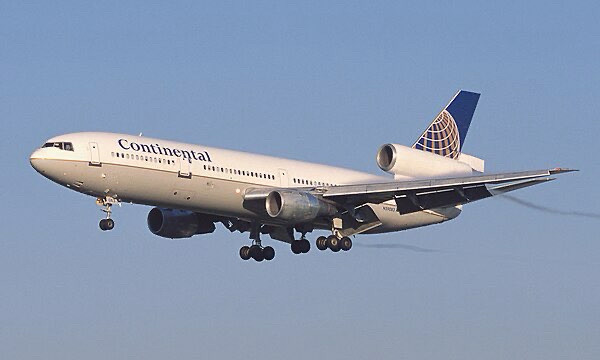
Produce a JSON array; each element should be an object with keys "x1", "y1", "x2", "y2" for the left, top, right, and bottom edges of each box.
[{"x1": 412, "y1": 90, "x2": 480, "y2": 159}]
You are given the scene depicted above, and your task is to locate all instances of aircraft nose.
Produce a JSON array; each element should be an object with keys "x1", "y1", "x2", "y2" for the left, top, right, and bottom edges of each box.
[{"x1": 30, "y1": 150, "x2": 46, "y2": 174}]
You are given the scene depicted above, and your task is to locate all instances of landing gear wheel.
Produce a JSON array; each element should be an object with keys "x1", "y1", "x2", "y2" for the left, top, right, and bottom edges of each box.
[
  {"x1": 340, "y1": 237, "x2": 352, "y2": 251},
  {"x1": 99, "y1": 218, "x2": 114, "y2": 231},
  {"x1": 291, "y1": 241, "x2": 302, "y2": 254},
  {"x1": 327, "y1": 235, "x2": 340, "y2": 252},
  {"x1": 300, "y1": 239, "x2": 310, "y2": 253},
  {"x1": 249, "y1": 245, "x2": 264, "y2": 261},
  {"x1": 316, "y1": 236, "x2": 327, "y2": 251},
  {"x1": 263, "y1": 246, "x2": 275, "y2": 261},
  {"x1": 240, "y1": 246, "x2": 251, "y2": 260},
  {"x1": 252, "y1": 250, "x2": 264, "y2": 262}
]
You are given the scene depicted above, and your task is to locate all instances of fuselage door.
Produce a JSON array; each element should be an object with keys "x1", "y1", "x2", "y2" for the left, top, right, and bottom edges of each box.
[
  {"x1": 278, "y1": 168, "x2": 289, "y2": 187},
  {"x1": 178, "y1": 157, "x2": 192, "y2": 179},
  {"x1": 89, "y1": 142, "x2": 101, "y2": 166}
]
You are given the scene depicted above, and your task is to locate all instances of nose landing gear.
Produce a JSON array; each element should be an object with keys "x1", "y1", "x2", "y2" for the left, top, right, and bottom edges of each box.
[{"x1": 96, "y1": 196, "x2": 118, "y2": 231}]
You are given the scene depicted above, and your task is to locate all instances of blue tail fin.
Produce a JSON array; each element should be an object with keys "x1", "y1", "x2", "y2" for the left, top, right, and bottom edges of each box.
[{"x1": 412, "y1": 90, "x2": 480, "y2": 159}]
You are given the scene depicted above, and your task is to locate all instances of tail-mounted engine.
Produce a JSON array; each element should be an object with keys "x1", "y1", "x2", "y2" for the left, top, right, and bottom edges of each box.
[
  {"x1": 376, "y1": 143, "x2": 473, "y2": 178},
  {"x1": 147, "y1": 208, "x2": 216, "y2": 239}
]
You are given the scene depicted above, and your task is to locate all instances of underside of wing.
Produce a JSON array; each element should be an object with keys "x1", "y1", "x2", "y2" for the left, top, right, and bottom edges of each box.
[{"x1": 321, "y1": 168, "x2": 575, "y2": 214}]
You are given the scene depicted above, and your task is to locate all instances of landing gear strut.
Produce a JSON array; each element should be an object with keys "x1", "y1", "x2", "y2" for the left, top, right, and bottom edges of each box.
[
  {"x1": 240, "y1": 224, "x2": 275, "y2": 262},
  {"x1": 97, "y1": 196, "x2": 117, "y2": 231}
]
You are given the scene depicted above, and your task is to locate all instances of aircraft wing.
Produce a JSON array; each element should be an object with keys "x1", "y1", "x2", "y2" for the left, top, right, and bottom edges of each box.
[{"x1": 319, "y1": 168, "x2": 575, "y2": 214}]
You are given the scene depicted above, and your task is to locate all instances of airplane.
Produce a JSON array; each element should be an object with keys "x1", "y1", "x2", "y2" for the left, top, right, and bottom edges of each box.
[{"x1": 30, "y1": 90, "x2": 575, "y2": 262}]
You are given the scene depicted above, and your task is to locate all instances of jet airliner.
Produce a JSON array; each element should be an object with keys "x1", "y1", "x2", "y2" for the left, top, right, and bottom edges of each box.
[{"x1": 30, "y1": 91, "x2": 574, "y2": 261}]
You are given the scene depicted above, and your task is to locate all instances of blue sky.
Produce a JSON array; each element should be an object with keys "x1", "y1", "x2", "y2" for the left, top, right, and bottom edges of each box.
[{"x1": 2, "y1": 1, "x2": 599, "y2": 359}]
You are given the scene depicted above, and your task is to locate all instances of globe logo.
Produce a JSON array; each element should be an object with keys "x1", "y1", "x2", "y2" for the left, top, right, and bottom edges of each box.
[{"x1": 413, "y1": 110, "x2": 460, "y2": 159}]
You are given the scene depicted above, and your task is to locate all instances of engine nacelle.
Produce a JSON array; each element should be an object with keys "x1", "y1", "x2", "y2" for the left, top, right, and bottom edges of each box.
[
  {"x1": 376, "y1": 143, "x2": 473, "y2": 178},
  {"x1": 147, "y1": 207, "x2": 216, "y2": 239},
  {"x1": 265, "y1": 190, "x2": 337, "y2": 223}
]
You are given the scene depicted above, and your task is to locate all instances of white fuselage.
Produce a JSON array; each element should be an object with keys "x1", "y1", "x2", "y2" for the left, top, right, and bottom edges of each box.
[{"x1": 30, "y1": 132, "x2": 460, "y2": 235}]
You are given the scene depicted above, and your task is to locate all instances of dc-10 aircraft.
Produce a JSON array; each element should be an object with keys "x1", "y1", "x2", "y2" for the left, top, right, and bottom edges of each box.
[{"x1": 30, "y1": 90, "x2": 574, "y2": 262}]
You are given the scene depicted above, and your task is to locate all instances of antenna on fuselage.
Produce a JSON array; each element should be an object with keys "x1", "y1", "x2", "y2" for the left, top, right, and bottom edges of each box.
[{"x1": 138, "y1": 132, "x2": 143, "y2": 137}]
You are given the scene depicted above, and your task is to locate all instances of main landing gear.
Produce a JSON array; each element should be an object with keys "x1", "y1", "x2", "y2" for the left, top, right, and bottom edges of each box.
[
  {"x1": 240, "y1": 224, "x2": 275, "y2": 262},
  {"x1": 291, "y1": 237, "x2": 310, "y2": 254},
  {"x1": 238, "y1": 225, "x2": 353, "y2": 262},
  {"x1": 239, "y1": 244, "x2": 275, "y2": 262},
  {"x1": 315, "y1": 235, "x2": 352, "y2": 252},
  {"x1": 97, "y1": 196, "x2": 118, "y2": 231}
]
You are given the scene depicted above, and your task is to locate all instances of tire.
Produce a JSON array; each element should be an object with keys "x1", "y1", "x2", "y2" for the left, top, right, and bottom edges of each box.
[
  {"x1": 301, "y1": 239, "x2": 310, "y2": 253},
  {"x1": 291, "y1": 241, "x2": 302, "y2": 254},
  {"x1": 99, "y1": 219, "x2": 107, "y2": 231},
  {"x1": 249, "y1": 245, "x2": 261, "y2": 259},
  {"x1": 316, "y1": 236, "x2": 327, "y2": 251},
  {"x1": 240, "y1": 246, "x2": 251, "y2": 260},
  {"x1": 253, "y1": 251, "x2": 265, "y2": 262},
  {"x1": 327, "y1": 235, "x2": 340, "y2": 252},
  {"x1": 263, "y1": 246, "x2": 275, "y2": 261},
  {"x1": 340, "y1": 237, "x2": 352, "y2": 251},
  {"x1": 105, "y1": 218, "x2": 115, "y2": 230},
  {"x1": 318, "y1": 236, "x2": 327, "y2": 250}
]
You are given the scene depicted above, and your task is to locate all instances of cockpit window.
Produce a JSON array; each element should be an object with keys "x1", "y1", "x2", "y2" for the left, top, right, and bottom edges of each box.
[{"x1": 42, "y1": 142, "x2": 74, "y2": 151}]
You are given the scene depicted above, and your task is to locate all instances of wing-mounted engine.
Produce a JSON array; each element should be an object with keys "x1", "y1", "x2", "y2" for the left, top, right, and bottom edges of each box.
[
  {"x1": 265, "y1": 190, "x2": 338, "y2": 223},
  {"x1": 376, "y1": 143, "x2": 473, "y2": 179},
  {"x1": 147, "y1": 208, "x2": 216, "y2": 239}
]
